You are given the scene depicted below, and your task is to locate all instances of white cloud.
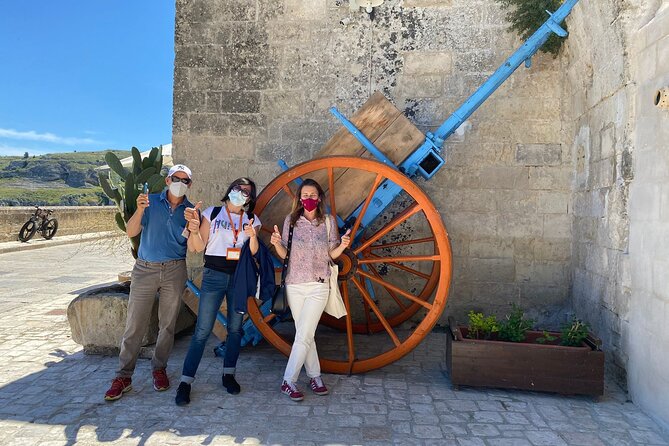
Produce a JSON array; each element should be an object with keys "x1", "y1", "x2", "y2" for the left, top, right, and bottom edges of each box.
[{"x1": 0, "y1": 128, "x2": 102, "y2": 146}]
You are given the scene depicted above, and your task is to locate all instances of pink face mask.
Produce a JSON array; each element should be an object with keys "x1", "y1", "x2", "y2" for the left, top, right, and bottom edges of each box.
[{"x1": 301, "y1": 198, "x2": 319, "y2": 212}]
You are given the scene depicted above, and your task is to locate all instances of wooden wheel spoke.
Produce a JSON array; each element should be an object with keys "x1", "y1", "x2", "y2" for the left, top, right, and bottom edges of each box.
[
  {"x1": 366, "y1": 254, "x2": 432, "y2": 280},
  {"x1": 366, "y1": 264, "x2": 408, "y2": 311},
  {"x1": 351, "y1": 276, "x2": 401, "y2": 347},
  {"x1": 328, "y1": 167, "x2": 337, "y2": 220},
  {"x1": 350, "y1": 174, "x2": 384, "y2": 240},
  {"x1": 263, "y1": 313, "x2": 277, "y2": 323},
  {"x1": 359, "y1": 254, "x2": 440, "y2": 264},
  {"x1": 369, "y1": 236, "x2": 435, "y2": 250},
  {"x1": 353, "y1": 202, "x2": 422, "y2": 254},
  {"x1": 282, "y1": 185, "x2": 295, "y2": 200},
  {"x1": 358, "y1": 270, "x2": 433, "y2": 310},
  {"x1": 341, "y1": 280, "x2": 355, "y2": 372}
]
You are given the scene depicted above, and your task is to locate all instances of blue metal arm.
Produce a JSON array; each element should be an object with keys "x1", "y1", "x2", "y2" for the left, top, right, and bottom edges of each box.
[{"x1": 431, "y1": 0, "x2": 578, "y2": 145}]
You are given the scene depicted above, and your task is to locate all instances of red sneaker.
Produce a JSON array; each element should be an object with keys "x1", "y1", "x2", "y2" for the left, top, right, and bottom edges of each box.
[
  {"x1": 281, "y1": 380, "x2": 304, "y2": 401},
  {"x1": 309, "y1": 376, "x2": 329, "y2": 396},
  {"x1": 104, "y1": 377, "x2": 132, "y2": 401},
  {"x1": 152, "y1": 369, "x2": 170, "y2": 391}
]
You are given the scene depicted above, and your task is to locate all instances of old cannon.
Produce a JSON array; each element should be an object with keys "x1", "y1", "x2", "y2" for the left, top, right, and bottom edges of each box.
[{"x1": 185, "y1": 0, "x2": 580, "y2": 374}]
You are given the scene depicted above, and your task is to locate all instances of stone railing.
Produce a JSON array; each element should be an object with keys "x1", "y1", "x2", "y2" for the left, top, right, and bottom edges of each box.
[{"x1": 0, "y1": 206, "x2": 119, "y2": 242}]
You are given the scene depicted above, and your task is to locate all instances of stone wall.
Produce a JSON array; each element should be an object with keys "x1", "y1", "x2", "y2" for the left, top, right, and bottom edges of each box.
[
  {"x1": 561, "y1": 0, "x2": 637, "y2": 386},
  {"x1": 627, "y1": 3, "x2": 669, "y2": 430},
  {"x1": 173, "y1": 0, "x2": 570, "y2": 324},
  {"x1": 563, "y1": 0, "x2": 669, "y2": 429},
  {"x1": 0, "y1": 206, "x2": 118, "y2": 242}
]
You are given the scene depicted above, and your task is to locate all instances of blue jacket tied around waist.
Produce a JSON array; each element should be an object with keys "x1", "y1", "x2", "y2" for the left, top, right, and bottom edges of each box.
[{"x1": 230, "y1": 238, "x2": 276, "y2": 314}]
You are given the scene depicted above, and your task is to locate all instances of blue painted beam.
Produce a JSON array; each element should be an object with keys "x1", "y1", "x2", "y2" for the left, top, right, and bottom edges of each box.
[{"x1": 432, "y1": 0, "x2": 579, "y2": 144}]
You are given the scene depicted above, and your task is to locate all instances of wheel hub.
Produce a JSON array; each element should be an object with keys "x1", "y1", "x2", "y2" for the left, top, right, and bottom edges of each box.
[{"x1": 335, "y1": 248, "x2": 358, "y2": 280}]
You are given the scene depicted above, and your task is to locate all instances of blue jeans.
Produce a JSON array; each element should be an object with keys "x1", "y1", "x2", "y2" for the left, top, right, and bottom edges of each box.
[{"x1": 181, "y1": 267, "x2": 243, "y2": 382}]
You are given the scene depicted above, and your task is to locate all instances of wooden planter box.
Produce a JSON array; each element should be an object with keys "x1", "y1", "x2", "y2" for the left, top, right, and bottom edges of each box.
[{"x1": 446, "y1": 319, "x2": 605, "y2": 396}]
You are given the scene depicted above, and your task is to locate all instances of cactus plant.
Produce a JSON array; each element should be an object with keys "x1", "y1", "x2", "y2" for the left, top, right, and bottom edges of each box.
[{"x1": 98, "y1": 146, "x2": 166, "y2": 258}]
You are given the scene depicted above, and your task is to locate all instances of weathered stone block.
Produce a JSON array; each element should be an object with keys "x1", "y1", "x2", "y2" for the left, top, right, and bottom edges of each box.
[
  {"x1": 516, "y1": 261, "x2": 568, "y2": 286},
  {"x1": 495, "y1": 213, "x2": 544, "y2": 238},
  {"x1": 515, "y1": 144, "x2": 562, "y2": 166},
  {"x1": 228, "y1": 114, "x2": 266, "y2": 136},
  {"x1": 262, "y1": 91, "x2": 304, "y2": 118},
  {"x1": 536, "y1": 191, "x2": 570, "y2": 214},
  {"x1": 529, "y1": 167, "x2": 573, "y2": 190},
  {"x1": 442, "y1": 189, "x2": 495, "y2": 213},
  {"x1": 404, "y1": 0, "x2": 453, "y2": 6},
  {"x1": 479, "y1": 166, "x2": 529, "y2": 190},
  {"x1": 67, "y1": 284, "x2": 196, "y2": 355},
  {"x1": 531, "y1": 238, "x2": 571, "y2": 262},
  {"x1": 399, "y1": 74, "x2": 442, "y2": 98},
  {"x1": 221, "y1": 91, "x2": 261, "y2": 113},
  {"x1": 469, "y1": 238, "x2": 514, "y2": 259},
  {"x1": 468, "y1": 258, "x2": 515, "y2": 283},
  {"x1": 403, "y1": 51, "x2": 453, "y2": 74},
  {"x1": 189, "y1": 113, "x2": 230, "y2": 135},
  {"x1": 543, "y1": 214, "x2": 571, "y2": 238}
]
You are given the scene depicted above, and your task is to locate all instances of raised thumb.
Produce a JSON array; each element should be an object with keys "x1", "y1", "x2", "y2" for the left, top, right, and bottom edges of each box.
[
  {"x1": 273, "y1": 225, "x2": 280, "y2": 233},
  {"x1": 195, "y1": 201, "x2": 202, "y2": 210}
]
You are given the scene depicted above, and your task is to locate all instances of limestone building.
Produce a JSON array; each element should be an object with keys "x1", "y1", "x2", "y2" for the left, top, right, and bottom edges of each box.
[{"x1": 173, "y1": 0, "x2": 669, "y2": 428}]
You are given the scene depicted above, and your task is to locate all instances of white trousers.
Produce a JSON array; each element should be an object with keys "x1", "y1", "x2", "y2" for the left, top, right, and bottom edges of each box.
[{"x1": 283, "y1": 282, "x2": 329, "y2": 383}]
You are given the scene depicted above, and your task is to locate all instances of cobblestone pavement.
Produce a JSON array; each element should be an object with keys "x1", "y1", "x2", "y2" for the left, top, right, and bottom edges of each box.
[{"x1": 0, "y1": 239, "x2": 668, "y2": 445}]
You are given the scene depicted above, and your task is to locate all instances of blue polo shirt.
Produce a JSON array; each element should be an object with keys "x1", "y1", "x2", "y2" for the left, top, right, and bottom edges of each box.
[{"x1": 137, "y1": 189, "x2": 193, "y2": 262}]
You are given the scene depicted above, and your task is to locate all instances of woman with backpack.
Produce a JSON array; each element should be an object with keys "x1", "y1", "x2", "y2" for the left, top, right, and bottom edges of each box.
[{"x1": 175, "y1": 177, "x2": 260, "y2": 405}]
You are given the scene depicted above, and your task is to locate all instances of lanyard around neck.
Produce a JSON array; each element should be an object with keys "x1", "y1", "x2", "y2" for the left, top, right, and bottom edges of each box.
[{"x1": 225, "y1": 205, "x2": 244, "y2": 247}]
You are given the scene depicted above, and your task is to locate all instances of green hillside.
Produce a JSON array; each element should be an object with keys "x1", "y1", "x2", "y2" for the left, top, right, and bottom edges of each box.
[{"x1": 0, "y1": 150, "x2": 131, "y2": 206}]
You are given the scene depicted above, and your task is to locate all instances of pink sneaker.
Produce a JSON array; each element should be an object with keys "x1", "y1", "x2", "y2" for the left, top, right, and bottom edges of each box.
[
  {"x1": 309, "y1": 376, "x2": 329, "y2": 396},
  {"x1": 281, "y1": 380, "x2": 304, "y2": 401}
]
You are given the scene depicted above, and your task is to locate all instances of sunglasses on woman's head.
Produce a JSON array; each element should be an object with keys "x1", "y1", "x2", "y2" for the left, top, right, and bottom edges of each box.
[
  {"x1": 232, "y1": 185, "x2": 251, "y2": 198},
  {"x1": 170, "y1": 175, "x2": 191, "y2": 185}
]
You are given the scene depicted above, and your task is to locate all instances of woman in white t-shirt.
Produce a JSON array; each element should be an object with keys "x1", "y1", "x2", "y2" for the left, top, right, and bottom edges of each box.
[{"x1": 175, "y1": 177, "x2": 261, "y2": 406}]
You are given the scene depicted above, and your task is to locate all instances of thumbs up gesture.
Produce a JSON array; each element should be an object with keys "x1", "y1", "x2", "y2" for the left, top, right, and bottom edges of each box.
[
  {"x1": 270, "y1": 224, "x2": 282, "y2": 247},
  {"x1": 244, "y1": 217, "x2": 257, "y2": 238},
  {"x1": 185, "y1": 201, "x2": 202, "y2": 222},
  {"x1": 185, "y1": 201, "x2": 202, "y2": 234},
  {"x1": 340, "y1": 228, "x2": 352, "y2": 248}
]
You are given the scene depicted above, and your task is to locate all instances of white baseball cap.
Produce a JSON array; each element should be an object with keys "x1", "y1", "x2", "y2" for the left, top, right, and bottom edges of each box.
[{"x1": 168, "y1": 164, "x2": 192, "y2": 179}]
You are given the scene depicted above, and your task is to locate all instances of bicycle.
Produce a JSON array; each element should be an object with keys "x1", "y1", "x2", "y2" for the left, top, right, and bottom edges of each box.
[{"x1": 18, "y1": 206, "x2": 59, "y2": 242}]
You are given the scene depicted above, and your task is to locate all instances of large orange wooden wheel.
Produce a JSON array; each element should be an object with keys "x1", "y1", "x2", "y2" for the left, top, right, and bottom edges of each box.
[{"x1": 247, "y1": 156, "x2": 452, "y2": 373}]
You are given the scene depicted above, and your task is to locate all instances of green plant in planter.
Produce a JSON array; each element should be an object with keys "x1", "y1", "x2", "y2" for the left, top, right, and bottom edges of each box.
[
  {"x1": 536, "y1": 330, "x2": 558, "y2": 344},
  {"x1": 467, "y1": 310, "x2": 499, "y2": 340},
  {"x1": 495, "y1": 0, "x2": 566, "y2": 57},
  {"x1": 498, "y1": 304, "x2": 535, "y2": 342},
  {"x1": 560, "y1": 318, "x2": 590, "y2": 346},
  {"x1": 98, "y1": 147, "x2": 165, "y2": 258}
]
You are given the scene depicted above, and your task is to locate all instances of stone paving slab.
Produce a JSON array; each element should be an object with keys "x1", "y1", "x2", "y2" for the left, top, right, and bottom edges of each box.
[{"x1": 0, "y1": 241, "x2": 668, "y2": 445}]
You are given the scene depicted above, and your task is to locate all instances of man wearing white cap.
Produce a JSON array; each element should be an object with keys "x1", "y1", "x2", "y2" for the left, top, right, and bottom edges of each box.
[{"x1": 105, "y1": 164, "x2": 195, "y2": 401}]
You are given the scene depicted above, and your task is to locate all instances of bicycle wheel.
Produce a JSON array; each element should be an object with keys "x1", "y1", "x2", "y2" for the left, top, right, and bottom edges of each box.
[
  {"x1": 42, "y1": 218, "x2": 58, "y2": 240},
  {"x1": 19, "y1": 220, "x2": 37, "y2": 242}
]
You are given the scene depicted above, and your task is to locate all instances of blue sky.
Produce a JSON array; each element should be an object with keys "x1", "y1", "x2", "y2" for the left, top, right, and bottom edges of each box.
[{"x1": 0, "y1": 1, "x2": 175, "y2": 156}]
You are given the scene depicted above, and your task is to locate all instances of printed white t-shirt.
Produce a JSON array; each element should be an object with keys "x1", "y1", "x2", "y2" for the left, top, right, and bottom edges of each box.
[{"x1": 201, "y1": 205, "x2": 261, "y2": 257}]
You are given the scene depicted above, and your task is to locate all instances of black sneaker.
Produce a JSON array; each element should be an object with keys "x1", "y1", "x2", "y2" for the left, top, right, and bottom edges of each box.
[
  {"x1": 222, "y1": 374, "x2": 241, "y2": 395},
  {"x1": 175, "y1": 382, "x2": 191, "y2": 406}
]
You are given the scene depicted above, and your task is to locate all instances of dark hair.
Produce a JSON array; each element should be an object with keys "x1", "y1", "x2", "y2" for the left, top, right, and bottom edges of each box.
[
  {"x1": 290, "y1": 178, "x2": 326, "y2": 225},
  {"x1": 222, "y1": 177, "x2": 257, "y2": 219}
]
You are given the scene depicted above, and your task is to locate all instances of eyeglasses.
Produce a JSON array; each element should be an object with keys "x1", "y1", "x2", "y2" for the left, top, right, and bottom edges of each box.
[
  {"x1": 170, "y1": 175, "x2": 191, "y2": 185},
  {"x1": 232, "y1": 185, "x2": 251, "y2": 198}
]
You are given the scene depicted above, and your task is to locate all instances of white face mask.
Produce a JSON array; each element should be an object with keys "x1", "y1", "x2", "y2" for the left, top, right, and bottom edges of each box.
[
  {"x1": 228, "y1": 189, "x2": 246, "y2": 206},
  {"x1": 168, "y1": 181, "x2": 188, "y2": 198}
]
